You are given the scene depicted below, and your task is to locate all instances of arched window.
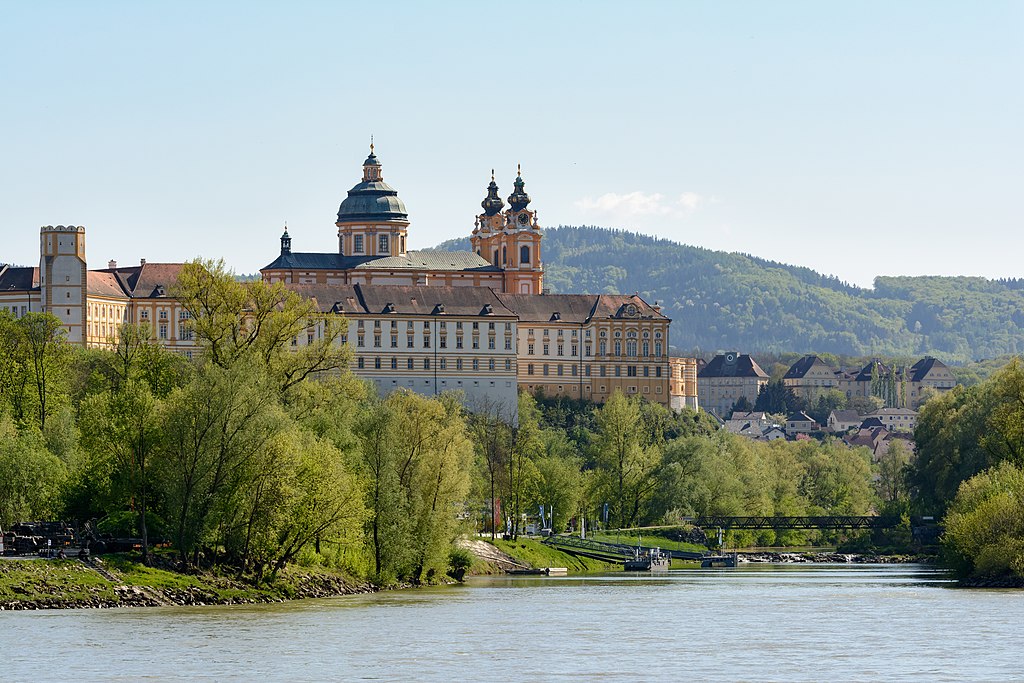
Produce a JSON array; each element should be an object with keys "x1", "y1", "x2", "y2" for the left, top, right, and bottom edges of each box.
[
  {"x1": 493, "y1": 249, "x2": 499, "y2": 266},
  {"x1": 502, "y1": 246, "x2": 507, "y2": 264},
  {"x1": 614, "y1": 341, "x2": 622, "y2": 356},
  {"x1": 642, "y1": 340, "x2": 650, "y2": 356},
  {"x1": 520, "y1": 245, "x2": 530, "y2": 264},
  {"x1": 654, "y1": 342, "x2": 662, "y2": 357},
  {"x1": 626, "y1": 340, "x2": 637, "y2": 356}
]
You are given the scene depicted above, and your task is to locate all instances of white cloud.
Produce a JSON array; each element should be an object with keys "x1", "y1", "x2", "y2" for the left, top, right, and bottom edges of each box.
[{"x1": 574, "y1": 190, "x2": 707, "y2": 219}]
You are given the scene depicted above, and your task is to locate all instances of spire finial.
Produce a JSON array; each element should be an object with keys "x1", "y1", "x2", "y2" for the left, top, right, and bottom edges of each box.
[
  {"x1": 370, "y1": 135, "x2": 374, "y2": 154},
  {"x1": 491, "y1": 168, "x2": 495, "y2": 182},
  {"x1": 517, "y1": 163, "x2": 522, "y2": 177}
]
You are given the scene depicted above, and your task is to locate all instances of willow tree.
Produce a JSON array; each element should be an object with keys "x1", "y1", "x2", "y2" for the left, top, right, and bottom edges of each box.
[
  {"x1": 592, "y1": 391, "x2": 663, "y2": 528},
  {"x1": 173, "y1": 258, "x2": 349, "y2": 391}
]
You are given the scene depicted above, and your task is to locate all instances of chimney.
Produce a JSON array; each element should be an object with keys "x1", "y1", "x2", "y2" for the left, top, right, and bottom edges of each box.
[
  {"x1": 140, "y1": 258, "x2": 147, "y2": 265},
  {"x1": 108, "y1": 260, "x2": 117, "y2": 270}
]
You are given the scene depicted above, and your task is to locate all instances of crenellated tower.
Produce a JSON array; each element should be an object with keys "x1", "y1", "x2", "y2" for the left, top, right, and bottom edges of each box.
[
  {"x1": 39, "y1": 224, "x2": 88, "y2": 343},
  {"x1": 471, "y1": 166, "x2": 543, "y2": 295}
]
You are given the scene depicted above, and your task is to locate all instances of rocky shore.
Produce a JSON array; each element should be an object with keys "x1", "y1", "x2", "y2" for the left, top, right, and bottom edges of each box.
[
  {"x1": 738, "y1": 551, "x2": 935, "y2": 564},
  {"x1": 956, "y1": 575, "x2": 1024, "y2": 589},
  {"x1": 0, "y1": 557, "x2": 376, "y2": 611}
]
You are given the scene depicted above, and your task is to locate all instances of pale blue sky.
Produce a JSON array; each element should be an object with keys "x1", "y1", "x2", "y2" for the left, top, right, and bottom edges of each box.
[{"x1": 1, "y1": 1, "x2": 1021, "y2": 287}]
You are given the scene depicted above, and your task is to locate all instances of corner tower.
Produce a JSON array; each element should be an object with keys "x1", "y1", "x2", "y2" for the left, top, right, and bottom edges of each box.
[
  {"x1": 39, "y1": 225, "x2": 88, "y2": 344},
  {"x1": 336, "y1": 143, "x2": 410, "y2": 258},
  {"x1": 472, "y1": 165, "x2": 542, "y2": 295}
]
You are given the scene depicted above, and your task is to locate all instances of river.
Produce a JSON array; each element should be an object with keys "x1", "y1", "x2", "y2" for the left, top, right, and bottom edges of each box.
[{"x1": 2, "y1": 564, "x2": 1022, "y2": 682}]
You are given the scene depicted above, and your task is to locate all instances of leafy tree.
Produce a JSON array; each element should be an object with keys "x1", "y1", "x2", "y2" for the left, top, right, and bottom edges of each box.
[
  {"x1": 943, "y1": 461, "x2": 1024, "y2": 580},
  {"x1": 0, "y1": 416, "x2": 66, "y2": 526},
  {"x1": 173, "y1": 258, "x2": 349, "y2": 392},
  {"x1": 754, "y1": 379, "x2": 803, "y2": 415},
  {"x1": 592, "y1": 392, "x2": 663, "y2": 528},
  {"x1": 80, "y1": 379, "x2": 161, "y2": 563},
  {"x1": 155, "y1": 360, "x2": 286, "y2": 566}
]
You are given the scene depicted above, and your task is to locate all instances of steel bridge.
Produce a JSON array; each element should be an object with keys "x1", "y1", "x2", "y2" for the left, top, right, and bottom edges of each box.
[{"x1": 686, "y1": 515, "x2": 900, "y2": 530}]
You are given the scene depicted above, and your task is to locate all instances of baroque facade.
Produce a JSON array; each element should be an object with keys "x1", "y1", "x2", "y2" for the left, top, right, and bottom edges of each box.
[{"x1": 1, "y1": 145, "x2": 693, "y2": 413}]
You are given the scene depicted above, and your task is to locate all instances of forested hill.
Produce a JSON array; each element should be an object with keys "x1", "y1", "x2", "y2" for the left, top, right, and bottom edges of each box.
[{"x1": 431, "y1": 226, "x2": 1024, "y2": 362}]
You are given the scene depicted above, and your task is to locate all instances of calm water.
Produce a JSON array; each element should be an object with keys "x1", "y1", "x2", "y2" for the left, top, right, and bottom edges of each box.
[{"x1": 2, "y1": 564, "x2": 1022, "y2": 682}]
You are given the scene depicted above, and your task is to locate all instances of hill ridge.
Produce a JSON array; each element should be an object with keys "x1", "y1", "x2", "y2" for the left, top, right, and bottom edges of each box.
[{"x1": 431, "y1": 226, "x2": 1024, "y2": 362}]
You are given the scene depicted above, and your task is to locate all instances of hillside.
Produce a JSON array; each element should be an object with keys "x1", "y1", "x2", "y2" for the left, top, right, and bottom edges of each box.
[{"x1": 432, "y1": 226, "x2": 1024, "y2": 362}]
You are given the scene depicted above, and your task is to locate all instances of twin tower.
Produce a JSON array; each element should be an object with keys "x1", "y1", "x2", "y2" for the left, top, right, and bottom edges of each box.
[{"x1": 332, "y1": 144, "x2": 543, "y2": 296}]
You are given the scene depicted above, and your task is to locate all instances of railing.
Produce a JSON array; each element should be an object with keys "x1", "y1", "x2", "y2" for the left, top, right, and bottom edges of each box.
[{"x1": 687, "y1": 515, "x2": 900, "y2": 530}]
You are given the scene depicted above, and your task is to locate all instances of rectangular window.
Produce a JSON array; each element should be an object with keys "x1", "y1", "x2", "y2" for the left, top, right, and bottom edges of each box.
[
  {"x1": 440, "y1": 337, "x2": 447, "y2": 349},
  {"x1": 424, "y1": 358, "x2": 430, "y2": 370},
  {"x1": 374, "y1": 358, "x2": 382, "y2": 369},
  {"x1": 473, "y1": 359, "x2": 479, "y2": 371},
  {"x1": 440, "y1": 358, "x2": 447, "y2": 370},
  {"x1": 424, "y1": 336, "x2": 430, "y2": 348},
  {"x1": 391, "y1": 357, "x2": 398, "y2": 369},
  {"x1": 357, "y1": 357, "x2": 365, "y2": 369},
  {"x1": 472, "y1": 338, "x2": 479, "y2": 349},
  {"x1": 543, "y1": 364, "x2": 549, "y2": 376},
  {"x1": 456, "y1": 359, "x2": 463, "y2": 370},
  {"x1": 557, "y1": 364, "x2": 564, "y2": 376},
  {"x1": 527, "y1": 364, "x2": 534, "y2": 375},
  {"x1": 407, "y1": 335, "x2": 414, "y2": 348},
  {"x1": 557, "y1": 344, "x2": 564, "y2": 356},
  {"x1": 489, "y1": 359, "x2": 495, "y2": 371},
  {"x1": 378, "y1": 234, "x2": 389, "y2": 253},
  {"x1": 528, "y1": 344, "x2": 535, "y2": 355},
  {"x1": 159, "y1": 324, "x2": 168, "y2": 340},
  {"x1": 353, "y1": 235, "x2": 364, "y2": 253},
  {"x1": 543, "y1": 344, "x2": 549, "y2": 355},
  {"x1": 488, "y1": 338, "x2": 495, "y2": 350},
  {"x1": 505, "y1": 338, "x2": 512, "y2": 350},
  {"x1": 391, "y1": 335, "x2": 398, "y2": 348},
  {"x1": 456, "y1": 337, "x2": 463, "y2": 349},
  {"x1": 374, "y1": 335, "x2": 381, "y2": 348},
  {"x1": 505, "y1": 359, "x2": 512, "y2": 371},
  {"x1": 407, "y1": 358, "x2": 414, "y2": 369}
]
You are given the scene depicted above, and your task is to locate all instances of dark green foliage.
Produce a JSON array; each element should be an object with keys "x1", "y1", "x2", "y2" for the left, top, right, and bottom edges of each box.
[
  {"x1": 910, "y1": 360, "x2": 1024, "y2": 514},
  {"x1": 435, "y1": 227, "x2": 1024, "y2": 362}
]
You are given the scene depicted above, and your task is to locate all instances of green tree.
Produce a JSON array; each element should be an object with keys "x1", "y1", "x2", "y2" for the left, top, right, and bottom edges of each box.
[
  {"x1": 592, "y1": 392, "x2": 662, "y2": 528},
  {"x1": 173, "y1": 259, "x2": 349, "y2": 392},
  {"x1": 80, "y1": 379, "x2": 161, "y2": 563},
  {"x1": 943, "y1": 461, "x2": 1024, "y2": 580},
  {"x1": 0, "y1": 416, "x2": 66, "y2": 526}
]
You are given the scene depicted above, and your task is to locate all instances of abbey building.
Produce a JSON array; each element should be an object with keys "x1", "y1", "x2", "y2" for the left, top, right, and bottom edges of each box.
[{"x1": 0, "y1": 146, "x2": 693, "y2": 414}]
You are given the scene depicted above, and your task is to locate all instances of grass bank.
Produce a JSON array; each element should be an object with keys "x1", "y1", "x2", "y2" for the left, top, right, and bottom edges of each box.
[
  {"x1": 487, "y1": 538, "x2": 620, "y2": 573},
  {"x1": 0, "y1": 554, "x2": 372, "y2": 610}
]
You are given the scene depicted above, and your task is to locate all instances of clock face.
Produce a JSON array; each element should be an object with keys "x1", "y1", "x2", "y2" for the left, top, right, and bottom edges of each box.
[{"x1": 517, "y1": 212, "x2": 529, "y2": 225}]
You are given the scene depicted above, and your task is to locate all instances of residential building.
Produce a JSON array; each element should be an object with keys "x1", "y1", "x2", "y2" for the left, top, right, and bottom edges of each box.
[
  {"x1": 863, "y1": 407, "x2": 918, "y2": 432},
  {"x1": 782, "y1": 354, "x2": 956, "y2": 410},
  {"x1": 785, "y1": 411, "x2": 819, "y2": 434},
  {"x1": 827, "y1": 409, "x2": 862, "y2": 433},
  {"x1": 697, "y1": 352, "x2": 769, "y2": 417}
]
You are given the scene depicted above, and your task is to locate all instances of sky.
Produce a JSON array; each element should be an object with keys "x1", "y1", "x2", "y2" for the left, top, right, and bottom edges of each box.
[{"x1": 1, "y1": 1, "x2": 1021, "y2": 288}]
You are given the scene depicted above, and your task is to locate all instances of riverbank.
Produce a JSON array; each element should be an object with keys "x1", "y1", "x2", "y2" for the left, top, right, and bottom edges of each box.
[
  {"x1": 0, "y1": 555, "x2": 374, "y2": 611},
  {"x1": 956, "y1": 575, "x2": 1024, "y2": 588}
]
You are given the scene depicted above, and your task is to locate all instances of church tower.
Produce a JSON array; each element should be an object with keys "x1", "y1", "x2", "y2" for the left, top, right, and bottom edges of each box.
[
  {"x1": 39, "y1": 225, "x2": 88, "y2": 344},
  {"x1": 335, "y1": 143, "x2": 410, "y2": 258},
  {"x1": 471, "y1": 167, "x2": 543, "y2": 295}
]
